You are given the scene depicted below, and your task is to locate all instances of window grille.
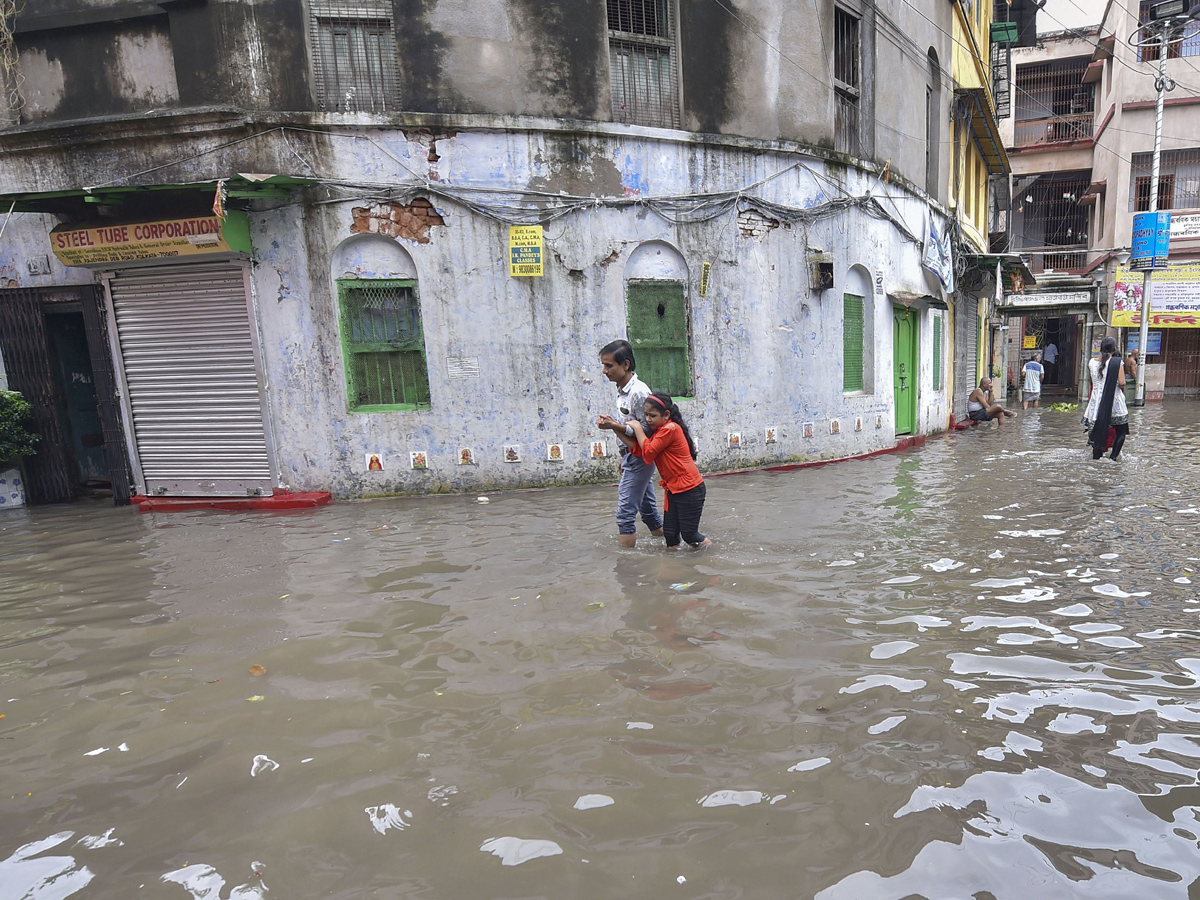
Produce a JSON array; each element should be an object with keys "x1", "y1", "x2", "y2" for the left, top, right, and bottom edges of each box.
[
  {"x1": 1012, "y1": 171, "x2": 1091, "y2": 272},
  {"x1": 843, "y1": 293, "x2": 865, "y2": 393},
  {"x1": 834, "y1": 8, "x2": 861, "y2": 155},
  {"x1": 337, "y1": 280, "x2": 431, "y2": 410},
  {"x1": 626, "y1": 280, "x2": 692, "y2": 397},
  {"x1": 607, "y1": 0, "x2": 679, "y2": 128},
  {"x1": 311, "y1": 2, "x2": 398, "y2": 113},
  {"x1": 1130, "y1": 148, "x2": 1200, "y2": 211},
  {"x1": 1137, "y1": 0, "x2": 1200, "y2": 60},
  {"x1": 932, "y1": 314, "x2": 943, "y2": 391},
  {"x1": 1012, "y1": 58, "x2": 1093, "y2": 146}
]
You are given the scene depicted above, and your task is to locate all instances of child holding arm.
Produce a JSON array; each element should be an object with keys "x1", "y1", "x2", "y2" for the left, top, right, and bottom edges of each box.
[{"x1": 602, "y1": 392, "x2": 710, "y2": 550}]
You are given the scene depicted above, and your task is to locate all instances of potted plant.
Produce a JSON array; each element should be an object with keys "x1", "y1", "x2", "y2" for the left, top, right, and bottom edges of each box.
[{"x1": 0, "y1": 389, "x2": 39, "y2": 509}]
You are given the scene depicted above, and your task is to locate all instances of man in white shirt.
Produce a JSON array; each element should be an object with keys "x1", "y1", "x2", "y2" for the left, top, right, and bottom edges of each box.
[
  {"x1": 1044, "y1": 342, "x2": 1059, "y2": 384},
  {"x1": 1022, "y1": 352, "x2": 1044, "y2": 409},
  {"x1": 596, "y1": 340, "x2": 663, "y2": 548}
]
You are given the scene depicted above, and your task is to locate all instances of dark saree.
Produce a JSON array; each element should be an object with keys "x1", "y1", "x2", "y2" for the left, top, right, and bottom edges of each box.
[{"x1": 1088, "y1": 355, "x2": 1126, "y2": 460}]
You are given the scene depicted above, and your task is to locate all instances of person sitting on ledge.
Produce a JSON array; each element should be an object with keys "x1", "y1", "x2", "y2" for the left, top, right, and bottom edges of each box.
[{"x1": 966, "y1": 377, "x2": 1017, "y2": 428}]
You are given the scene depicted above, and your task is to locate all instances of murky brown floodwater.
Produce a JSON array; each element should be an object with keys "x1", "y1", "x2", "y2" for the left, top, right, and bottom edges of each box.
[{"x1": 4, "y1": 404, "x2": 1200, "y2": 899}]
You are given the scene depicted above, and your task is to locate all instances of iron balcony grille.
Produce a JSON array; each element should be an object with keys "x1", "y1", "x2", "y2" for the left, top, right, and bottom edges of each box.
[
  {"x1": 607, "y1": 0, "x2": 679, "y2": 127},
  {"x1": 311, "y1": 2, "x2": 398, "y2": 114},
  {"x1": 1013, "y1": 58, "x2": 1094, "y2": 147},
  {"x1": 1129, "y1": 148, "x2": 1200, "y2": 211},
  {"x1": 1012, "y1": 172, "x2": 1091, "y2": 272}
]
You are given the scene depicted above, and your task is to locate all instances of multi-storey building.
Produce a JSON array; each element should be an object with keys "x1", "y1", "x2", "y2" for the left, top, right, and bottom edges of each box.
[
  {"x1": 999, "y1": 0, "x2": 1200, "y2": 402},
  {"x1": 0, "y1": 0, "x2": 1020, "y2": 505}
]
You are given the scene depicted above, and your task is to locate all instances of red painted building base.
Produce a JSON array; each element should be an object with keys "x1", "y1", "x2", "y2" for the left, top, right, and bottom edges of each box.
[{"x1": 131, "y1": 488, "x2": 333, "y2": 513}]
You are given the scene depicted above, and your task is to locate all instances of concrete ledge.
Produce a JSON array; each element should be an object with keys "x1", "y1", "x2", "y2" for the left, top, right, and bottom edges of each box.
[{"x1": 131, "y1": 489, "x2": 332, "y2": 513}]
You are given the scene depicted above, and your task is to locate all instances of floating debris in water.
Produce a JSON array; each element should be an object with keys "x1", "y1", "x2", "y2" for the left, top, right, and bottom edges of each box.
[
  {"x1": 1046, "y1": 402, "x2": 1078, "y2": 411},
  {"x1": 626, "y1": 721, "x2": 653, "y2": 730},
  {"x1": 669, "y1": 583, "x2": 695, "y2": 591}
]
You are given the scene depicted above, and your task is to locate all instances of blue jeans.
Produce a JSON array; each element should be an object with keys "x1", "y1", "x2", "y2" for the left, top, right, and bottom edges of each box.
[{"x1": 616, "y1": 452, "x2": 662, "y2": 535}]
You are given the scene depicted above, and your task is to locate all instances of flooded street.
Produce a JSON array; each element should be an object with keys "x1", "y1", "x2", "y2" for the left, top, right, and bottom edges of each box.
[{"x1": 5, "y1": 405, "x2": 1200, "y2": 899}]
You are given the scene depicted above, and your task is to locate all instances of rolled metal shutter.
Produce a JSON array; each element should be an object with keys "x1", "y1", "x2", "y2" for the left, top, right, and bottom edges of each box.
[
  {"x1": 107, "y1": 263, "x2": 274, "y2": 497},
  {"x1": 953, "y1": 304, "x2": 979, "y2": 420}
]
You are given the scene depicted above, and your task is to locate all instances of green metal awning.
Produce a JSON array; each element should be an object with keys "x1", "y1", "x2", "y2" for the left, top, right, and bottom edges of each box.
[{"x1": 0, "y1": 174, "x2": 313, "y2": 216}]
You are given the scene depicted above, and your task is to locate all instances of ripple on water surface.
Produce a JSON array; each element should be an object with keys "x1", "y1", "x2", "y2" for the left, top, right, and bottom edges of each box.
[{"x1": 3, "y1": 405, "x2": 1200, "y2": 897}]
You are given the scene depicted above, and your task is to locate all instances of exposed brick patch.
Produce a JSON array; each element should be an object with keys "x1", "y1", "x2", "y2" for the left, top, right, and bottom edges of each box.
[
  {"x1": 737, "y1": 209, "x2": 780, "y2": 238},
  {"x1": 350, "y1": 198, "x2": 445, "y2": 243}
]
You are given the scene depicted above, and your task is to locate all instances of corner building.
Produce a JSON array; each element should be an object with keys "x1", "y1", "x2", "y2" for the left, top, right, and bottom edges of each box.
[{"x1": 0, "y1": 0, "x2": 1012, "y2": 503}]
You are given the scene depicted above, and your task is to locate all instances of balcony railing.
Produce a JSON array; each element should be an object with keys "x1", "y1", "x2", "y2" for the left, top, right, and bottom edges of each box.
[
  {"x1": 1018, "y1": 245, "x2": 1089, "y2": 273},
  {"x1": 1013, "y1": 113, "x2": 1094, "y2": 147}
]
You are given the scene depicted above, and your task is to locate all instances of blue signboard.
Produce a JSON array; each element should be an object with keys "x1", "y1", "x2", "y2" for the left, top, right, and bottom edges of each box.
[
  {"x1": 1131, "y1": 211, "x2": 1172, "y2": 270},
  {"x1": 1126, "y1": 330, "x2": 1163, "y2": 355}
]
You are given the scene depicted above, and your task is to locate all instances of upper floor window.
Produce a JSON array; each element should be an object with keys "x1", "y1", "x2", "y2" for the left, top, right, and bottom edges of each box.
[
  {"x1": 607, "y1": 0, "x2": 680, "y2": 128},
  {"x1": 1012, "y1": 58, "x2": 1093, "y2": 147},
  {"x1": 311, "y1": 1, "x2": 398, "y2": 113},
  {"x1": 833, "y1": 8, "x2": 861, "y2": 155},
  {"x1": 1137, "y1": 1, "x2": 1200, "y2": 60},
  {"x1": 1130, "y1": 148, "x2": 1200, "y2": 211}
]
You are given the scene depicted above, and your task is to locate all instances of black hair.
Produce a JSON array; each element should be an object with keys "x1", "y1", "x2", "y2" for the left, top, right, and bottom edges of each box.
[
  {"x1": 599, "y1": 340, "x2": 635, "y2": 371},
  {"x1": 1101, "y1": 336, "x2": 1118, "y2": 366},
  {"x1": 646, "y1": 391, "x2": 697, "y2": 459}
]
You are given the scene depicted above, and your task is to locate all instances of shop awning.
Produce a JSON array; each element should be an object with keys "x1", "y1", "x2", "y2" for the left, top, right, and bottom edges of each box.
[
  {"x1": 965, "y1": 252, "x2": 1036, "y2": 290},
  {"x1": 955, "y1": 88, "x2": 1011, "y2": 177},
  {"x1": 890, "y1": 290, "x2": 948, "y2": 310}
]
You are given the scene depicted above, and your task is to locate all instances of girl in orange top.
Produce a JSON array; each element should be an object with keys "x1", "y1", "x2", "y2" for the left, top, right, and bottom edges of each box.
[{"x1": 616, "y1": 392, "x2": 710, "y2": 550}]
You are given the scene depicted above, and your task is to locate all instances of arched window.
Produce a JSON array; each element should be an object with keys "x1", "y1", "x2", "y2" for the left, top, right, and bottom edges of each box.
[
  {"x1": 331, "y1": 235, "x2": 430, "y2": 412},
  {"x1": 624, "y1": 241, "x2": 692, "y2": 397},
  {"x1": 926, "y1": 48, "x2": 941, "y2": 199},
  {"x1": 842, "y1": 266, "x2": 874, "y2": 394}
]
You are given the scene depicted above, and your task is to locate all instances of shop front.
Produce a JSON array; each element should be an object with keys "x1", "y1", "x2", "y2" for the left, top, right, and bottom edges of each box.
[
  {"x1": 1112, "y1": 262, "x2": 1200, "y2": 399},
  {"x1": 998, "y1": 286, "x2": 1097, "y2": 404},
  {"x1": 50, "y1": 213, "x2": 279, "y2": 498}
]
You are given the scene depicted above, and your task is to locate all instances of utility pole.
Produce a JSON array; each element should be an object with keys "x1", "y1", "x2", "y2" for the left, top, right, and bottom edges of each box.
[{"x1": 1130, "y1": 0, "x2": 1197, "y2": 405}]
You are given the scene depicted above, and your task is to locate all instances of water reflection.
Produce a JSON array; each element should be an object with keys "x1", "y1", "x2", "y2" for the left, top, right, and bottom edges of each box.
[{"x1": 2, "y1": 405, "x2": 1200, "y2": 897}]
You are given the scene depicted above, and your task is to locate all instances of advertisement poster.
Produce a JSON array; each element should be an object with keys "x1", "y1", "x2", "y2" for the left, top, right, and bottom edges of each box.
[
  {"x1": 508, "y1": 225, "x2": 543, "y2": 277},
  {"x1": 1111, "y1": 263, "x2": 1200, "y2": 328}
]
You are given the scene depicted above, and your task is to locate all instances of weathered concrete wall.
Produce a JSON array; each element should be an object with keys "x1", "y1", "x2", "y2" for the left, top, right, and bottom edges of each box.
[
  {"x1": 9, "y1": 0, "x2": 953, "y2": 193},
  {"x1": 234, "y1": 128, "x2": 949, "y2": 498}
]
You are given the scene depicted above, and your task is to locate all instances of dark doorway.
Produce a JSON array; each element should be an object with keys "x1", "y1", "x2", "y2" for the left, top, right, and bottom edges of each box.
[
  {"x1": 44, "y1": 309, "x2": 108, "y2": 489},
  {"x1": 0, "y1": 286, "x2": 131, "y2": 505}
]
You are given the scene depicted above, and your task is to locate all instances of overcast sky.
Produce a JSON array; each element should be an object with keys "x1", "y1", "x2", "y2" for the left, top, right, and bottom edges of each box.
[{"x1": 1037, "y1": 0, "x2": 1107, "y2": 33}]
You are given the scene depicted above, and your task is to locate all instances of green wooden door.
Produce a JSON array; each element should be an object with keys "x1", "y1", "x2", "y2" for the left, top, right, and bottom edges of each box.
[
  {"x1": 627, "y1": 280, "x2": 692, "y2": 397},
  {"x1": 893, "y1": 305, "x2": 918, "y2": 435}
]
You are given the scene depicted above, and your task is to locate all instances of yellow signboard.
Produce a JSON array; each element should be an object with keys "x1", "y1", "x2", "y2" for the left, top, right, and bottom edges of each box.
[
  {"x1": 1112, "y1": 262, "x2": 1200, "y2": 328},
  {"x1": 49, "y1": 214, "x2": 250, "y2": 267},
  {"x1": 509, "y1": 225, "x2": 543, "y2": 277},
  {"x1": 1022, "y1": 335, "x2": 1037, "y2": 349}
]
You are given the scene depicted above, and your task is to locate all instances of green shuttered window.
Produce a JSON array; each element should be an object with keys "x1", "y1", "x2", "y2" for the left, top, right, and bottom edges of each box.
[
  {"x1": 932, "y1": 314, "x2": 943, "y2": 391},
  {"x1": 627, "y1": 280, "x2": 693, "y2": 397},
  {"x1": 337, "y1": 279, "x2": 431, "y2": 412},
  {"x1": 843, "y1": 293, "x2": 865, "y2": 393}
]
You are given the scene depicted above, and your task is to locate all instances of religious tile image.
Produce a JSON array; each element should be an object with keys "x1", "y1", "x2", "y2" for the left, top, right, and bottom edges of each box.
[
  {"x1": 546, "y1": 442, "x2": 564, "y2": 461},
  {"x1": 365, "y1": 453, "x2": 384, "y2": 472},
  {"x1": 458, "y1": 448, "x2": 476, "y2": 466},
  {"x1": 504, "y1": 445, "x2": 522, "y2": 463},
  {"x1": 409, "y1": 451, "x2": 428, "y2": 470}
]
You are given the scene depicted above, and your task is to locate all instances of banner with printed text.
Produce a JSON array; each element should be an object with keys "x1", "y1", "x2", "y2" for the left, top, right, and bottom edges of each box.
[{"x1": 1111, "y1": 262, "x2": 1200, "y2": 328}]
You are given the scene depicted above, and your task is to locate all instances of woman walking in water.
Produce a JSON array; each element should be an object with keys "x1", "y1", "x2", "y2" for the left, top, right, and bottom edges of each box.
[{"x1": 1083, "y1": 336, "x2": 1129, "y2": 460}]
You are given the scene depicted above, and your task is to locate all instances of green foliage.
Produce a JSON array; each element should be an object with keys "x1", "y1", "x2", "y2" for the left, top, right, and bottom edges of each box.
[{"x1": 0, "y1": 390, "x2": 39, "y2": 462}]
